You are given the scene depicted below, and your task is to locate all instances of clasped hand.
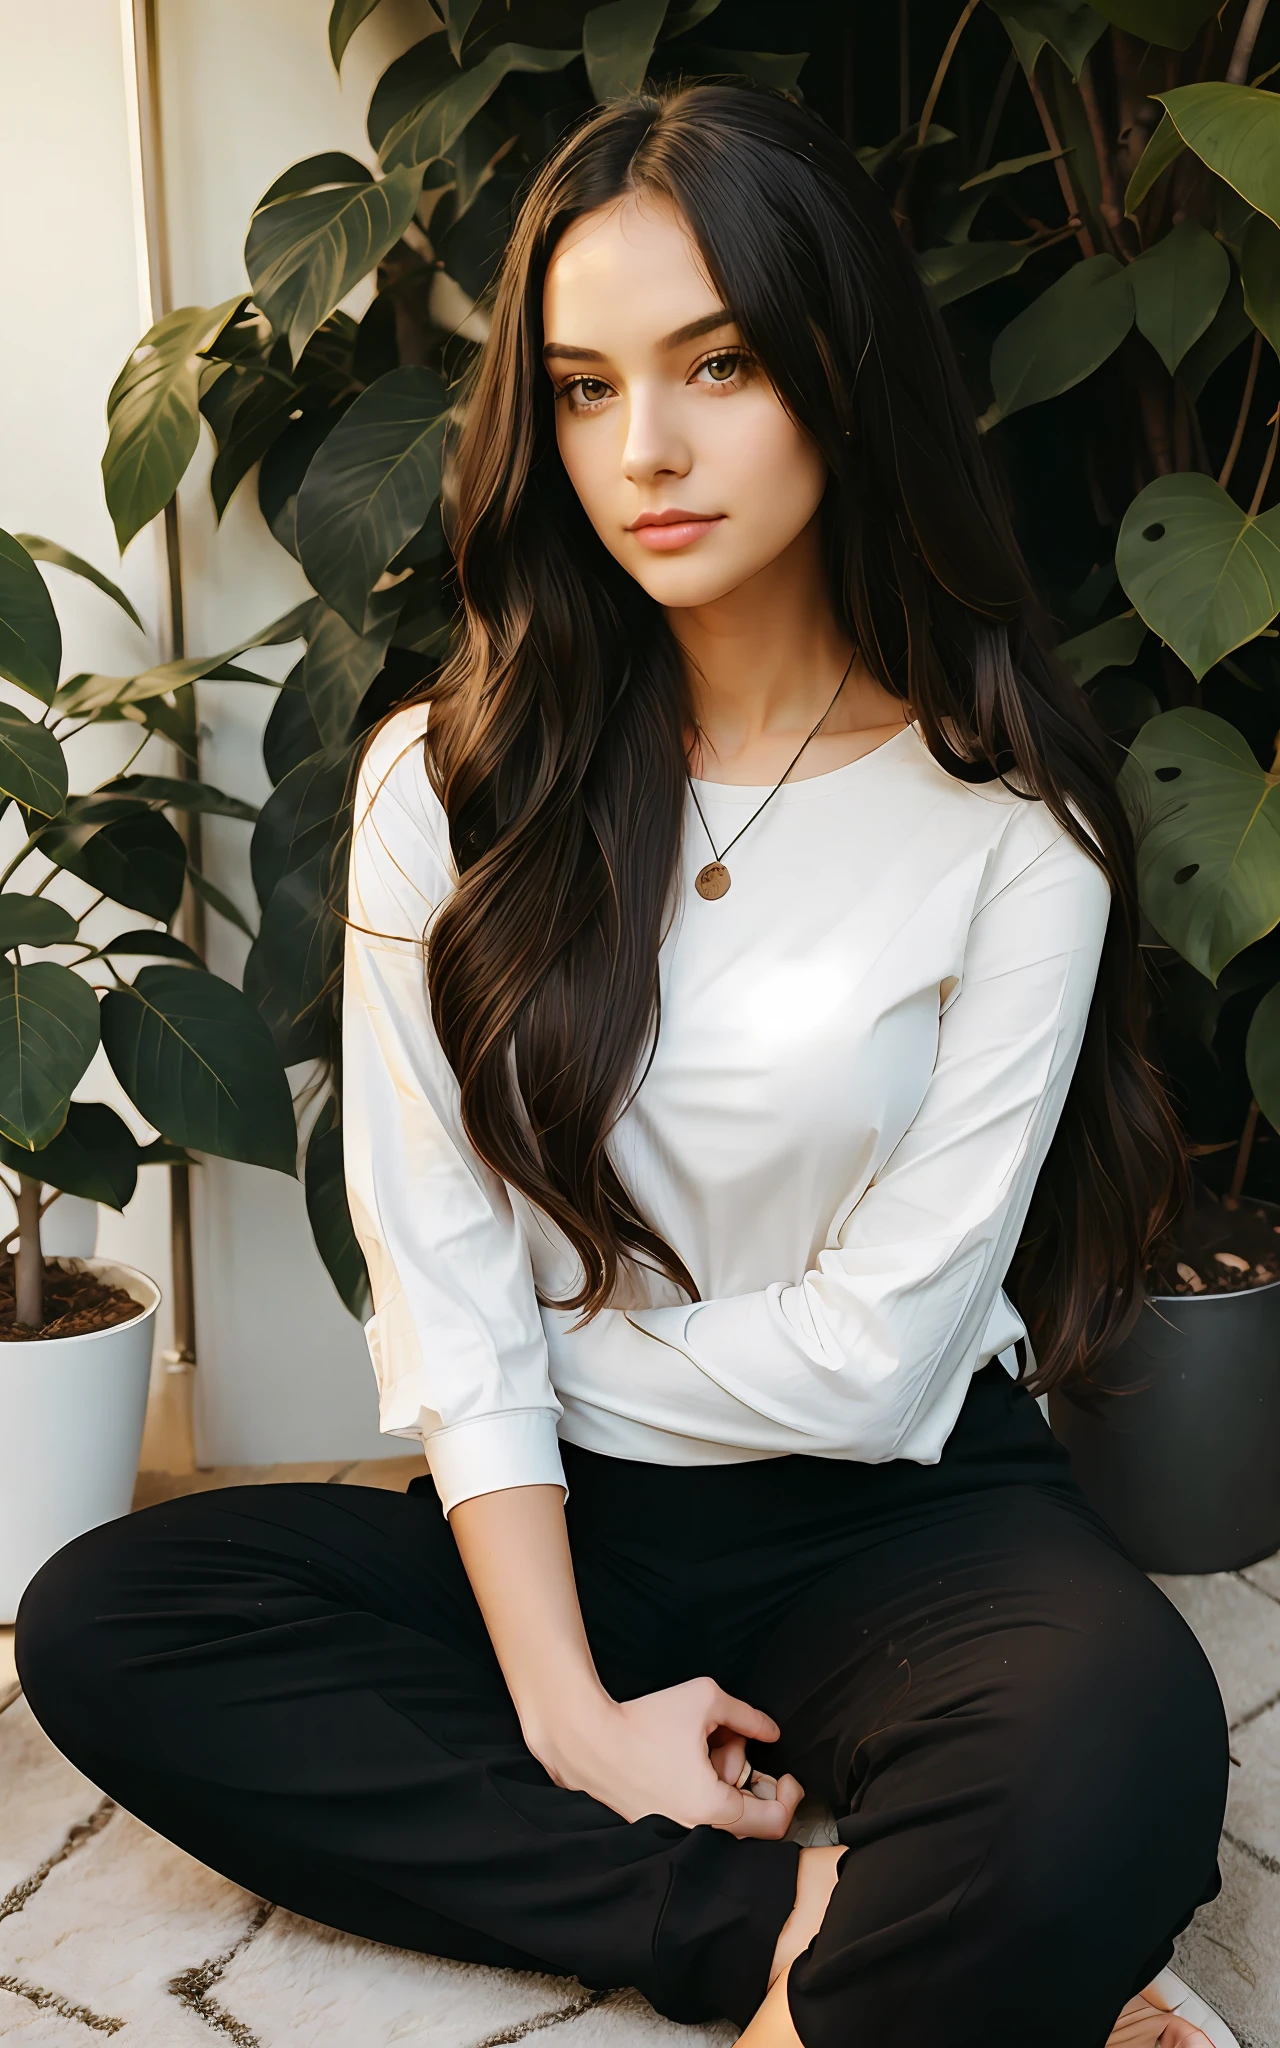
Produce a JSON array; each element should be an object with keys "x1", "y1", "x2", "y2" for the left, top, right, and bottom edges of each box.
[{"x1": 526, "y1": 1675, "x2": 805, "y2": 1838}]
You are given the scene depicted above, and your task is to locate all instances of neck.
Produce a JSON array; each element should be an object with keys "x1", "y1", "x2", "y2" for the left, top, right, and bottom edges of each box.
[{"x1": 666, "y1": 519, "x2": 853, "y2": 759}]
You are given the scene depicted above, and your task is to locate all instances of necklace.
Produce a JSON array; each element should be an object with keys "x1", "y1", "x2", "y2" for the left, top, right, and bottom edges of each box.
[{"x1": 686, "y1": 652, "x2": 856, "y2": 900}]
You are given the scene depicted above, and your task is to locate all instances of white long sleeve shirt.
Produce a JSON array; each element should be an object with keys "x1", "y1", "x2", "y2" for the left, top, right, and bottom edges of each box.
[{"x1": 344, "y1": 702, "x2": 1110, "y2": 1515}]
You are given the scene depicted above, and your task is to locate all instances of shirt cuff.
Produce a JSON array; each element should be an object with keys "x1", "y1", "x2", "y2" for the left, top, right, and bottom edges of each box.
[{"x1": 421, "y1": 1407, "x2": 567, "y2": 1517}]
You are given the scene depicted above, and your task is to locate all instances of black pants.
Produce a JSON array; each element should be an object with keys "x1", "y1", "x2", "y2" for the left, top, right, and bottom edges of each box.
[{"x1": 16, "y1": 1365, "x2": 1227, "y2": 2048}]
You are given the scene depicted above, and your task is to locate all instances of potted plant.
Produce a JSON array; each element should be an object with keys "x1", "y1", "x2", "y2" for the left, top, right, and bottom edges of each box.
[
  {"x1": 0, "y1": 530, "x2": 298, "y2": 1621},
  {"x1": 103, "y1": 2, "x2": 1280, "y2": 1568}
]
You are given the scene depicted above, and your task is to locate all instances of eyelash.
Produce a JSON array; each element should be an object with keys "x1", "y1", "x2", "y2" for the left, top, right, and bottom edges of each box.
[{"x1": 555, "y1": 349, "x2": 752, "y2": 413}]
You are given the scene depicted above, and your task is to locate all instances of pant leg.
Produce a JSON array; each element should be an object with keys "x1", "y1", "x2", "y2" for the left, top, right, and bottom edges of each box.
[
  {"x1": 14, "y1": 1481, "x2": 797, "y2": 2025},
  {"x1": 745, "y1": 1478, "x2": 1228, "y2": 2048}
]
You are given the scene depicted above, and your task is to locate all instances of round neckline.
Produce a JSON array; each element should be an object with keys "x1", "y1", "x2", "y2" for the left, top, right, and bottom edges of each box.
[{"x1": 687, "y1": 720, "x2": 917, "y2": 800}]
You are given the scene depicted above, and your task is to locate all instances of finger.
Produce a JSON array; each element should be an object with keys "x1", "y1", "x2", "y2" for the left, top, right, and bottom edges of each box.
[
  {"x1": 718, "y1": 1771, "x2": 806, "y2": 1840},
  {"x1": 705, "y1": 1687, "x2": 780, "y2": 1744},
  {"x1": 709, "y1": 1734, "x2": 748, "y2": 1786}
]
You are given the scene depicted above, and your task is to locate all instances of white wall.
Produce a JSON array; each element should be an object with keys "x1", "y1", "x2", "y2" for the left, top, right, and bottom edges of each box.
[{"x1": 0, "y1": 1, "x2": 427, "y2": 1461}]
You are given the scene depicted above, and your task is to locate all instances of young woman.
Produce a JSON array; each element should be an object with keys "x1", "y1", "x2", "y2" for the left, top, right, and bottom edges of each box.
[{"x1": 18, "y1": 83, "x2": 1231, "y2": 2048}]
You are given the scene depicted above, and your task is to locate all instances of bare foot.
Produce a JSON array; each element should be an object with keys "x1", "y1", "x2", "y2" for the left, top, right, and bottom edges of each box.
[
  {"x1": 736, "y1": 1845, "x2": 843, "y2": 2048},
  {"x1": 1106, "y1": 1985, "x2": 1214, "y2": 2047}
]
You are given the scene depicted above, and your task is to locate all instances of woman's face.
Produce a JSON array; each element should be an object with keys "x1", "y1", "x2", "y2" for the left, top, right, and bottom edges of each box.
[{"x1": 542, "y1": 192, "x2": 829, "y2": 610}]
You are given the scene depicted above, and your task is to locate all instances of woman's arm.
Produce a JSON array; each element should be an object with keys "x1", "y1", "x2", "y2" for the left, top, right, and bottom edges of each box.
[{"x1": 449, "y1": 1482, "x2": 803, "y2": 1839}]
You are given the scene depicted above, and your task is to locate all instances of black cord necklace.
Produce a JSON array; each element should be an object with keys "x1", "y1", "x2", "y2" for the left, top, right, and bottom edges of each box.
[{"x1": 686, "y1": 651, "x2": 857, "y2": 901}]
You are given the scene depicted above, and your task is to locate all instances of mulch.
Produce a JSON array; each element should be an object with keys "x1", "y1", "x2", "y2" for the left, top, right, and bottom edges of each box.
[{"x1": 0, "y1": 1256, "x2": 144, "y2": 1340}]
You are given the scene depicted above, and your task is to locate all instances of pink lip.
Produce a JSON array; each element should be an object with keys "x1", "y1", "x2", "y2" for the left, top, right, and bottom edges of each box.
[{"x1": 626, "y1": 509, "x2": 725, "y2": 552}]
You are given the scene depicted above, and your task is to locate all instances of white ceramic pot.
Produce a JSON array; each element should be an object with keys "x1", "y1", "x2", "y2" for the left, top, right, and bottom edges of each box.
[{"x1": 0, "y1": 1258, "x2": 159, "y2": 1624}]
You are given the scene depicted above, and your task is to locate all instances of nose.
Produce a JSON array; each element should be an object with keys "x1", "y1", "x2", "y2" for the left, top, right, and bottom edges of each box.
[{"x1": 621, "y1": 380, "x2": 691, "y2": 487}]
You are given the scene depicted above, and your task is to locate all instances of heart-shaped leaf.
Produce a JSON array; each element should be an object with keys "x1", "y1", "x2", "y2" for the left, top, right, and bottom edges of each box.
[
  {"x1": 1180, "y1": 270, "x2": 1254, "y2": 400},
  {"x1": 13, "y1": 537, "x2": 145, "y2": 633},
  {"x1": 1058, "y1": 609, "x2": 1147, "y2": 685},
  {"x1": 0, "y1": 532, "x2": 61, "y2": 704},
  {"x1": 1157, "y1": 85, "x2": 1280, "y2": 232},
  {"x1": 1119, "y1": 708, "x2": 1280, "y2": 981},
  {"x1": 0, "y1": 1100, "x2": 138, "y2": 1211},
  {"x1": 305, "y1": 1093, "x2": 370, "y2": 1318},
  {"x1": 584, "y1": 0, "x2": 668, "y2": 100},
  {"x1": 0, "y1": 962, "x2": 100, "y2": 1151},
  {"x1": 918, "y1": 240, "x2": 1031, "y2": 307},
  {"x1": 296, "y1": 367, "x2": 449, "y2": 632},
  {"x1": 1246, "y1": 980, "x2": 1280, "y2": 1131},
  {"x1": 981, "y1": 254, "x2": 1134, "y2": 428},
  {"x1": 1124, "y1": 114, "x2": 1184, "y2": 215},
  {"x1": 983, "y1": 1, "x2": 1107, "y2": 79},
  {"x1": 0, "y1": 898, "x2": 79, "y2": 952},
  {"x1": 0, "y1": 703, "x2": 67, "y2": 817},
  {"x1": 101, "y1": 965, "x2": 296, "y2": 1175},
  {"x1": 1128, "y1": 219, "x2": 1230, "y2": 375},
  {"x1": 103, "y1": 299, "x2": 245, "y2": 551},
  {"x1": 245, "y1": 167, "x2": 424, "y2": 365},
  {"x1": 379, "y1": 45, "x2": 580, "y2": 171},
  {"x1": 1116, "y1": 474, "x2": 1280, "y2": 681},
  {"x1": 1088, "y1": 0, "x2": 1217, "y2": 47},
  {"x1": 1241, "y1": 212, "x2": 1280, "y2": 358}
]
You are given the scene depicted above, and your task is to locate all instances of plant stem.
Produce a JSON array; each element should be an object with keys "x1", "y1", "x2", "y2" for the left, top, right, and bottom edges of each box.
[
  {"x1": 1227, "y1": 0, "x2": 1272, "y2": 82},
  {"x1": 1077, "y1": 53, "x2": 1130, "y2": 255},
  {"x1": 14, "y1": 1175, "x2": 44, "y2": 1328},
  {"x1": 1025, "y1": 67, "x2": 1097, "y2": 257},
  {"x1": 1248, "y1": 406, "x2": 1280, "y2": 516},
  {"x1": 1219, "y1": 330, "x2": 1262, "y2": 491},
  {"x1": 1229, "y1": 1098, "x2": 1261, "y2": 1203},
  {"x1": 899, "y1": 0, "x2": 911, "y2": 135},
  {"x1": 917, "y1": 0, "x2": 981, "y2": 144}
]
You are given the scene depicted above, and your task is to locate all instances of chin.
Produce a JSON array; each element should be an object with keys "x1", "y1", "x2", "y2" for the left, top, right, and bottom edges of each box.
[{"x1": 623, "y1": 551, "x2": 763, "y2": 610}]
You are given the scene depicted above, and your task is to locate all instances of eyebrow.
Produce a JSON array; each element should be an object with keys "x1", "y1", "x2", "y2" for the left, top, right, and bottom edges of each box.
[{"x1": 541, "y1": 309, "x2": 736, "y2": 364}]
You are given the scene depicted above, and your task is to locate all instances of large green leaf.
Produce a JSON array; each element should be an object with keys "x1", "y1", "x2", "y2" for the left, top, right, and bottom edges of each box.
[
  {"x1": 204, "y1": 364, "x2": 302, "y2": 522},
  {"x1": 53, "y1": 599, "x2": 316, "y2": 716},
  {"x1": 295, "y1": 368, "x2": 449, "y2": 632},
  {"x1": 1180, "y1": 269, "x2": 1255, "y2": 399},
  {"x1": 1124, "y1": 114, "x2": 1185, "y2": 217},
  {"x1": 0, "y1": 898, "x2": 78, "y2": 952},
  {"x1": 187, "y1": 866, "x2": 256, "y2": 940},
  {"x1": 97, "y1": 929, "x2": 204, "y2": 968},
  {"x1": 329, "y1": 0, "x2": 384, "y2": 70},
  {"x1": 0, "y1": 531, "x2": 61, "y2": 703},
  {"x1": 301, "y1": 597, "x2": 401, "y2": 748},
  {"x1": 1120, "y1": 709, "x2": 1280, "y2": 981},
  {"x1": 380, "y1": 45, "x2": 580, "y2": 172},
  {"x1": 39, "y1": 808, "x2": 187, "y2": 923},
  {"x1": 695, "y1": 46, "x2": 809, "y2": 89},
  {"x1": 1116, "y1": 475, "x2": 1280, "y2": 682},
  {"x1": 251, "y1": 747, "x2": 354, "y2": 911},
  {"x1": 367, "y1": 37, "x2": 461, "y2": 157},
  {"x1": 1246, "y1": 981, "x2": 1280, "y2": 1131},
  {"x1": 981, "y1": 255, "x2": 1134, "y2": 428},
  {"x1": 1128, "y1": 220, "x2": 1229, "y2": 375},
  {"x1": 13, "y1": 538, "x2": 144, "y2": 633},
  {"x1": 584, "y1": 0, "x2": 668, "y2": 99},
  {"x1": 441, "y1": 0, "x2": 487, "y2": 61},
  {"x1": 0, "y1": 1100, "x2": 138, "y2": 1211},
  {"x1": 98, "y1": 773, "x2": 258, "y2": 822},
  {"x1": 0, "y1": 704, "x2": 67, "y2": 818},
  {"x1": 0, "y1": 962, "x2": 100, "y2": 1151},
  {"x1": 263, "y1": 678, "x2": 322, "y2": 787},
  {"x1": 1058, "y1": 610, "x2": 1147, "y2": 685},
  {"x1": 983, "y1": 1, "x2": 1107, "y2": 79},
  {"x1": 305, "y1": 1094, "x2": 370, "y2": 1318},
  {"x1": 1090, "y1": 0, "x2": 1218, "y2": 47},
  {"x1": 102, "y1": 299, "x2": 244, "y2": 552},
  {"x1": 917, "y1": 240, "x2": 1031, "y2": 306},
  {"x1": 1241, "y1": 212, "x2": 1280, "y2": 358},
  {"x1": 244, "y1": 850, "x2": 340, "y2": 1065},
  {"x1": 101, "y1": 966, "x2": 296, "y2": 1174},
  {"x1": 245, "y1": 167, "x2": 424, "y2": 365},
  {"x1": 1157, "y1": 85, "x2": 1280, "y2": 232}
]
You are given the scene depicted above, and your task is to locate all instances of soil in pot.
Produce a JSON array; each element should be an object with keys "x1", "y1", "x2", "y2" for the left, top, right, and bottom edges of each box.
[
  {"x1": 0, "y1": 1256, "x2": 144, "y2": 1340},
  {"x1": 1147, "y1": 1186, "x2": 1280, "y2": 1297}
]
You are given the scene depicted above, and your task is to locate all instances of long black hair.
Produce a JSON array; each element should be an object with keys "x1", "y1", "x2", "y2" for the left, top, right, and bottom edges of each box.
[{"x1": 412, "y1": 79, "x2": 1181, "y2": 1391}]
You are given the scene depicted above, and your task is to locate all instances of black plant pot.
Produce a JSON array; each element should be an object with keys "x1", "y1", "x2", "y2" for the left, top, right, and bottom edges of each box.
[{"x1": 1049, "y1": 1247, "x2": 1280, "y2": 1576}]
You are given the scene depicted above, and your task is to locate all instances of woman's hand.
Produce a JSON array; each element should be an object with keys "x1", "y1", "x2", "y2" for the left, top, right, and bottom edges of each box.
[{"x1": 525, "y1": 1673, "x2": 805, "y2": 1838}]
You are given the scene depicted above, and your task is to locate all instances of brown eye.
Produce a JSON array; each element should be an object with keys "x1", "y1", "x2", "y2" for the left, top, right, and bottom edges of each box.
[{"x1": 704, "y1": 354, "x2": 738, "y2": 382}]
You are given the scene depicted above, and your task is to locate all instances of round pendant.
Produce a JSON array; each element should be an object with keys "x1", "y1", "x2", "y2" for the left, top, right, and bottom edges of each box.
[{"x1": 695, "y1": 861, "x2": 731, "y2": 900}]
